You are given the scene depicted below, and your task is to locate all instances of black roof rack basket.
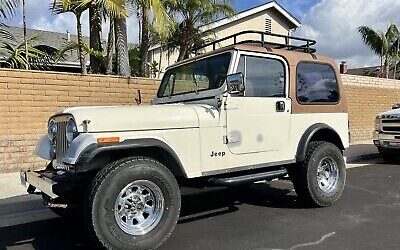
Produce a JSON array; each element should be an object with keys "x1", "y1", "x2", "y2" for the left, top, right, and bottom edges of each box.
[{"x1": 193, "y1": 30, "x2": 317, "y2": 54}]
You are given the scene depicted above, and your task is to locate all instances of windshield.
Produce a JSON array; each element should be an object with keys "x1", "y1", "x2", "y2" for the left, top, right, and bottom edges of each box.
[{"x1": 157, "y1": 53, "x2": 231, "y2": 98}]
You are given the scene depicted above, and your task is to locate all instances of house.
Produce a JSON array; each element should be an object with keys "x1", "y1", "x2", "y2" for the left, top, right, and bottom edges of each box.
[
  {"x1": 0, "y1": 26, "x2": 92, "y2": 73},
  {"x1": 347, "y1": 65, "x2": 400, "y2": 79},
  {"x1": 148, "y1": 0, "x2": 301, "y2": 78}
]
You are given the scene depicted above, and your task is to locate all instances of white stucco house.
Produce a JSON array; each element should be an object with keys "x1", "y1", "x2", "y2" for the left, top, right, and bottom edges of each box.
[{"x1": 148, "y1": 0, "x2": 301, "y2": 78}]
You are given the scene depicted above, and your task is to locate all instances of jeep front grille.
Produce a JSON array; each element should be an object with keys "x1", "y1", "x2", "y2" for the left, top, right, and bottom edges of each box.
[
  {"x1": 381, "y1": 115, "x2": 400, "y2": 134},
  {"x1": 53, "y1": 115, "x2": 73, "y2": 162}
]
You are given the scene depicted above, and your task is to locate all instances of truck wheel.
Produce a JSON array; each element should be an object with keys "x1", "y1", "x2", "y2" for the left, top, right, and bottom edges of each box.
[
  {"x1": 290, "y1": 141, "x2": 346, "y2": 207},
  {"x1": 86, "y1": 157, "x2": 181, "y2": 250}
]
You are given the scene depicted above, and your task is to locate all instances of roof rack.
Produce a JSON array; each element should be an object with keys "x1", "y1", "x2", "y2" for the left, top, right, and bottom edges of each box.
[{"x1": 193, "y1": 30, "x2": 317, "y2": 54}]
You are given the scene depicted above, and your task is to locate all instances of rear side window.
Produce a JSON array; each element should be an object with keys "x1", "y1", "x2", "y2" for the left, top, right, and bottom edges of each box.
[{"x1": 296, "y1": 63, "x2": 339, "y2": 103}]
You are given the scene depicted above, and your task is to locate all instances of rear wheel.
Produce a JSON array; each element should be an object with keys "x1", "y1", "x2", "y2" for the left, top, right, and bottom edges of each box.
[
  {"x1": 290, "y1": 141, "x2": 346, "y2": 207},
  {"x1": 86, "y1": 157, "x2": 181, "y2": 250}
]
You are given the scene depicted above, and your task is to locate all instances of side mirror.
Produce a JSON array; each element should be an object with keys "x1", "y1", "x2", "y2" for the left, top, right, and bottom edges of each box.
[
  {"x1": 226, "y1": 73, "x2": 245, "y2": 94},
  {"x1": 392, "y1": 103, "x2": 400, "y2": 109}
]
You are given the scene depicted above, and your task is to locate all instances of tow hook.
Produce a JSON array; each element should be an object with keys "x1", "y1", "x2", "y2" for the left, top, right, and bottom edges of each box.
[{"x1": 27, "y1": 184, "x2": 36, "y2": 194}]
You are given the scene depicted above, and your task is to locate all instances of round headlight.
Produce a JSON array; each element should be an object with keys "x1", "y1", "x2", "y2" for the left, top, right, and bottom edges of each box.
[
  {"x1": 66, "y1": 119, "x2": 78, "y2": 144},
  {"x1": 48, "y1": 120, "x2": 57, "y2": 141}
]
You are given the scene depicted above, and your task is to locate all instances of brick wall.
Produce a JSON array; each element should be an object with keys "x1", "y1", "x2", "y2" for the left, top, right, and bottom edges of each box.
[
  {"x1": 341, "y1": 74, "x2": 400, "y2": 142},
  {"x1": 0, "y1": 69, "x2": 159, "y2": 172},
  {"x1": 0, "y1": 68, "x2": 400, "y2": 172}
]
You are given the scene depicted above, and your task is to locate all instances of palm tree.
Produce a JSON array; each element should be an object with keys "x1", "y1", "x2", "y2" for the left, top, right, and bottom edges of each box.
[
  {"x1": 0, "y1": 0, "x2": 19, "y2": 43},
  {"x1": 358, "y1": 24, "x2": 399, "y2": 78},
  {"x1": 114, "y1": 16, "x2": 130, "y2": 76},
  {"x1": 391, "y1": 37, "x2": 400, "y2": 79},
  {"x1": 89, "y1": 3, "x2": 102, "y2": 73},
  {"x1": 52, "y1": 0, "x2": 89, "y2": 74},
  {"x1": 134, "y1": 0, "x2": 174, "y2": 77},
  {"x1": 166, "y1": 0, "x2": 234, "y2": 62},
  {"x1": 82, "y1": 0, "x2": 126, "y2": 73}
]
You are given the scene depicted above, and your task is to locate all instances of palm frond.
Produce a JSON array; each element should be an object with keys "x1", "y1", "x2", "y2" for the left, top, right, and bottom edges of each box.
[
  {"x1": 1, "y1": 37, "x2": 58, "y2": 70},
  {"x1": 0, "y1": 23, "x2": 13, "y2": 41},
  {"x1": 0, "y1": 0, "x2": 19, "y2": 19},
  {"x1": 358, "y1": 26, "x2": 384, "y2": 56},
  {"x1": 81, "y1": 0, "x2": 127, "y2": 18},
  {"x1": 386, "y1": 23, "x2": 399, "y2": 44}
]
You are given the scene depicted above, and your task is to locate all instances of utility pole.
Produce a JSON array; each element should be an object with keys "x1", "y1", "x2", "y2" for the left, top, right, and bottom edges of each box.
[{"x1": 22, "y1": 0, "x2": 28, "y2": 69}]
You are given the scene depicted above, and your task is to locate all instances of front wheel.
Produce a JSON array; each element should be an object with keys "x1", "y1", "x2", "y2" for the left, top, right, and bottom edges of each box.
[
  {"x1": 290, "y1": 141, "x2": 346, "y2": 207},
  {"x1": 86, "y1": 157, "x2": 181, "y2": 250}
]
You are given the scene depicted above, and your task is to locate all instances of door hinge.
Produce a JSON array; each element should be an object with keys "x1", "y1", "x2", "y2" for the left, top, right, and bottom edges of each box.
[{"x1": 223, "y1": 136, "x2": 229, "y2": 144}]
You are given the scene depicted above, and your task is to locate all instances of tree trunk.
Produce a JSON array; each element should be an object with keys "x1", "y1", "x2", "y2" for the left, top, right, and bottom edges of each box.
[
  {"x1": 177, "y1": 21, "x2": 194, "y2": 62},
  {"x1": 177, "y1": 45, "x2": 188, "y2": 62},
  {"x1": 385, "y1": 57, "x2": 389, "y2": 79},
  {"x1": 114, "y1": 17, "x2": 130, "y2": 76},
  {"x1": 158, "y1": 46, "x2": 162, "y2": 78},
  {"x1": 394, "y1": 39, "x2": 399, "y2": 79},
  {"x1": 106, "y1": 18, "x2": 115, "y2": 75},
  {"x1": 22, "y1": 0, "x2": 28, "y2": 69},
  {"x1": 89, "y1": 4, "x2": 103, "y2": 74},
  {"x1": 76, "y1": 12, "x2": 87, "y2": 75},
  {"x1": 138, "y1": 7, "x2": 149, "y2": 77}
]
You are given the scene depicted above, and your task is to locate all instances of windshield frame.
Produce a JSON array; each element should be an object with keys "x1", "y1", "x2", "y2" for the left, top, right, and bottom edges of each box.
[{"x1": 155, "y1": 51, "x2": 234, "y2": 104}]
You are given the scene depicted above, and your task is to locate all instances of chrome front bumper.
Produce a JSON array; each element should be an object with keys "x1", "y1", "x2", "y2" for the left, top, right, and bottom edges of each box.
[
  {"x1": 373, "y1": 131, "x2": 400, "y2": 149},
  {"x1": 20, "y1": 171, "x2": 58, "y2": 199}
]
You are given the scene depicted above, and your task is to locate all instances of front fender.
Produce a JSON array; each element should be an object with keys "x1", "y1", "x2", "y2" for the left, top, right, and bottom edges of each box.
[{"x1": 63, "y1": 133, "x2": 97, "y2": 164}]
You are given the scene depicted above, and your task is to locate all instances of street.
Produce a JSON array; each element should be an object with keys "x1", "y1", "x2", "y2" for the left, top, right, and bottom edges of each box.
[{"x1": 0, "y1": 161, "x2": 399, "y2": 250}]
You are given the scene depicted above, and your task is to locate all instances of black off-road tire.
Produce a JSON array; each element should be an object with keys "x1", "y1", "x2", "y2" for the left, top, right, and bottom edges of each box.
[
  {"x1": 85, "y1": 157, "x2": 181, "y2": 250},
  {"x1": 289, "y1": 141, "x2": 346, "y2": 207}
]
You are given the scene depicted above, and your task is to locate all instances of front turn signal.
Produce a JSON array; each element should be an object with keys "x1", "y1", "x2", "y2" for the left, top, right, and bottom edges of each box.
[{"x1": 97, "y1": 137, "x2": 120, "y2": 144}]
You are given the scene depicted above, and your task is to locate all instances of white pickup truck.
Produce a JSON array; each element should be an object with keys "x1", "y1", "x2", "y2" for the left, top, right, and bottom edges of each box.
[{"x1": 373, "y1": 104, "x2": 400, "y2": 161}]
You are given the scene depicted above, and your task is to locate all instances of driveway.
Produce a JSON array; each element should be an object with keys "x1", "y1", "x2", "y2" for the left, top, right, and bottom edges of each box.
[{"x1": 0, "y1": 161, "x2": 399, "y2": 250}]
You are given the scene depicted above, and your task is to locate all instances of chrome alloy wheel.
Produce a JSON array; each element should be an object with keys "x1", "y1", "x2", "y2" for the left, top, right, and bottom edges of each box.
[
  {"x1": 114, "y1": 180, "x2": 164, "y2": 236},
  {"x1": 316, "y1": 157, "x2": 339, "y2": 194}
]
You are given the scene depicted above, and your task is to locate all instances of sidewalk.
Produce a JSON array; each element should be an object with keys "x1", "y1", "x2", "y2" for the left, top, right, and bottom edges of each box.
[
  {"x1": 0, "y1": 141, "x2": 380, "y2": 200},
  {"x1": 0, "y1": 172, "x2": 27, "y2": 199}
]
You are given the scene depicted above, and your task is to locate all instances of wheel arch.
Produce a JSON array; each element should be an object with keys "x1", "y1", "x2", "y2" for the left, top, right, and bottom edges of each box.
[
  {"x1": 296, "y1": 123, "x2": 345, "y2": 162},
  {"x1": 76, "y1": 138, "x2": 187, "y2": 178}
]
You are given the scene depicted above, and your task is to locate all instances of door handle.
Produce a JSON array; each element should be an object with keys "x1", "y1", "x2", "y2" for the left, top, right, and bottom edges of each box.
[{"x1": 276, "y1": 101, "x2": 285, "y2": 112}]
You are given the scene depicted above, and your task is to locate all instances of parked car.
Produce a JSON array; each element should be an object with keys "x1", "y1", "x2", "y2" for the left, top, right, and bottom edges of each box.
[
  {"x1": 374, "y1": 105, "x2": 400, "y2": 161},
  {"x1": 20, "y1": 31, "x2": 349, "y2": 250}
]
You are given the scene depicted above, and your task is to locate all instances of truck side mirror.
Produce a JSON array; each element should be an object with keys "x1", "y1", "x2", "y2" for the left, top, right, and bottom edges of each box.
[
  {"x1": 226, "y1": 73, "x2": 245, "y2": 95},
  {"x1": 392, "y1": 103, "x2": 400, "y2": 109}
]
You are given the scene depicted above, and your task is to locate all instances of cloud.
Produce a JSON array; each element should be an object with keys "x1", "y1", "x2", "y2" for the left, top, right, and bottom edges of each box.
[
  {"x1": 5, "y1": 0, "x2": 139, "y2": 43},
  {"x1": 295, "y1": 0, "x2": 400, "y2": 68}
]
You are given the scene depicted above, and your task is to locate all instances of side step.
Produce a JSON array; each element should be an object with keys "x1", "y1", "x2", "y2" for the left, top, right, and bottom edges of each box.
[{"x1": 208, "y1": 168, "x2": 288, "y2": 187}]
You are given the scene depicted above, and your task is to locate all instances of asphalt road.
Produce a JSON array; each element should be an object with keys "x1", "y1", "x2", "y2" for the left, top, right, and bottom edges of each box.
[{"x1": 0, "y1": 161, "x2": 399, "y2": 250}]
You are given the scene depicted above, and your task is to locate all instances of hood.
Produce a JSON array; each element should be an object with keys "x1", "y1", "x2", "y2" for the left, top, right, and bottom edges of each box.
[
  {"x1": 56, "y1": 104, "x2": 205, "y2": 133},
  {"x1": 379, "y1": 108, "x2": 400, "y2": 118}
]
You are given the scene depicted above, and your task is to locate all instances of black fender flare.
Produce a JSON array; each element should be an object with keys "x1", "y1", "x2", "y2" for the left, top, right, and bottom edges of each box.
[
  {"x1": 296, "y1": 123, "x2": 344, "y2": 162},
  {"x1": 75, "y1": 138, "x2": 187, "y2": 177}
]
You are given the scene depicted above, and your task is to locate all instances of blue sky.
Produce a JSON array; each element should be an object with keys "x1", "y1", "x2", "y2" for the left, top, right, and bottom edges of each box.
[
  {"x1": 3, "y1": 0, "x2": 400, "y2": 68},
  {"x1": 232, "y1": 0, "x2": 318, "y2": 20}
]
